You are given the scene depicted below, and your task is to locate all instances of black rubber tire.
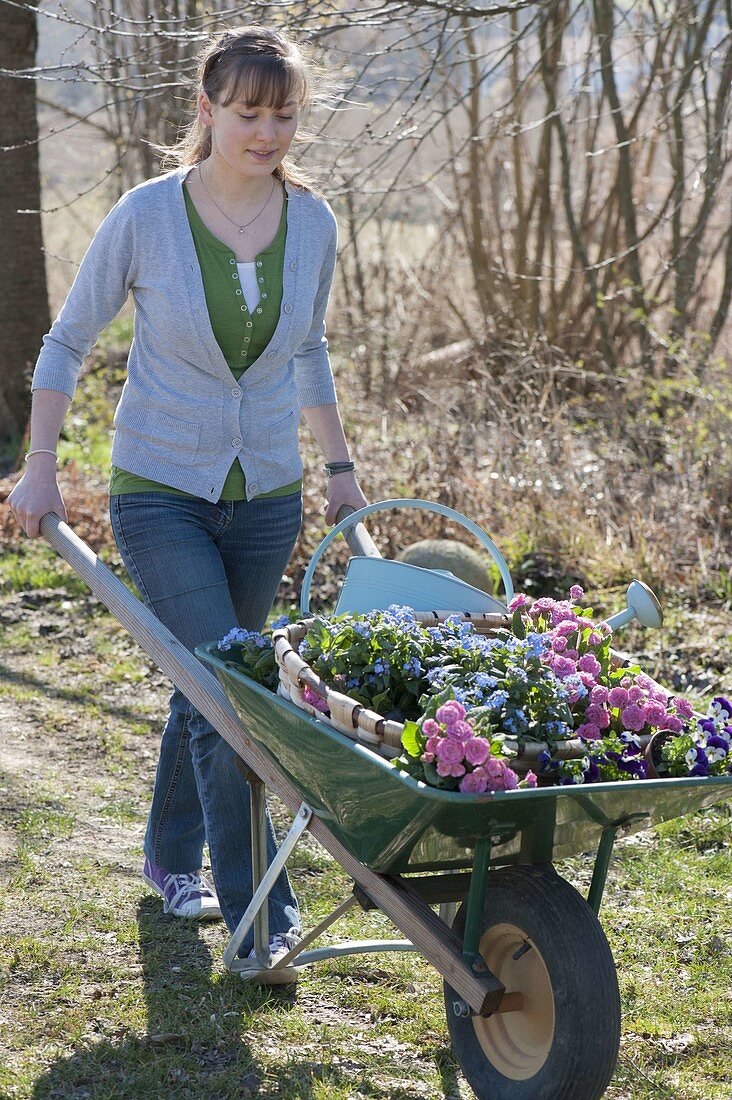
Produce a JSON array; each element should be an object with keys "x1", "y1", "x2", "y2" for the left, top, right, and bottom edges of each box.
[{"x1": 444, "y1": 865, "x2": 620, "y2": 1100}]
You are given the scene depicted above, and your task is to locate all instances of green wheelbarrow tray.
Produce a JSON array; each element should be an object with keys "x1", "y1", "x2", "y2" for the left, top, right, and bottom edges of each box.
[{"x1": 198, "y1": 642, "x2": 732, "y2": 875}]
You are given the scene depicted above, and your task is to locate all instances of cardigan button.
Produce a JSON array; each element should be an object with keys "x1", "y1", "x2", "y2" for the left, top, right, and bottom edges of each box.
[
  {"x1": 231, "y1": 387, "x2": 242, "y2": 398},
  {"x1": 283, "y1": 304, "x2": 292, "y2": 314},
  {"x1": 250, "y1": 483, "x2": 259, "y2": 495},
  {"x1": 290, "y1": 261, "x2": 297, "y2": 271},
  {"x1": 267, "y1": 352, "x2": 275, "y2": 360},
  {"x1": 232, "y1": 437, "x2": 242, "y2": 448}
]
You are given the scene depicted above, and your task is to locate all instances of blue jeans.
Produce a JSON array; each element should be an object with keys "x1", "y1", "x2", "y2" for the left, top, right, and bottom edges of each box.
[{"x1": 109, "y1": 491, "x2": 302, "y2": 951}]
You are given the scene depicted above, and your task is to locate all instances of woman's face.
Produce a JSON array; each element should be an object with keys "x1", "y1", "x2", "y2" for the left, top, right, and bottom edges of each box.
[{"x1": 199, "y1": 85, "x2": 300, "y2": 178}]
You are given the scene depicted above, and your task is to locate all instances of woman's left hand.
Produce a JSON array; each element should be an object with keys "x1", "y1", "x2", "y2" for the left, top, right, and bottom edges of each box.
[{"x1": 325, "y1": 471, "x2": 368, "y2": 525}]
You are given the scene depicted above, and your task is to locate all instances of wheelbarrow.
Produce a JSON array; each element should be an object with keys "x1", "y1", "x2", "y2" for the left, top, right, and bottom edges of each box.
[{"x1": 40, "y1": 501, "x2": 732, "y2": 1100}]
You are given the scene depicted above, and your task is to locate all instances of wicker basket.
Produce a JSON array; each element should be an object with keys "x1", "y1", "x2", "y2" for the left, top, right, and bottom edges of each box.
[{"x1": 271, "y1": 612, "x2": 655, "y2": 768}]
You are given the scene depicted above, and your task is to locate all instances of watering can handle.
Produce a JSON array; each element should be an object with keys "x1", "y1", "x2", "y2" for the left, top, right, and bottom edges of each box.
[{"x1": 301, "y1": 498, "x2": 514, "y2": 615}]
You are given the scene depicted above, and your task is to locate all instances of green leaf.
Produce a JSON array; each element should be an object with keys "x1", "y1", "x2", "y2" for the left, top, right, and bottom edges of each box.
[
  {"x1": 401, "y1": 720, "x2": 424, "y2": 758},
  {"x1": 511, "y1": 607, "x2": 527, "y2": 639}
]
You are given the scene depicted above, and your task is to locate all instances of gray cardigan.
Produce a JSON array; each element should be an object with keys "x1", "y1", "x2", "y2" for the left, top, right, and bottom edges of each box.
[{"x1": 32, "y1": 166, "x2": 339, "y2": 500}]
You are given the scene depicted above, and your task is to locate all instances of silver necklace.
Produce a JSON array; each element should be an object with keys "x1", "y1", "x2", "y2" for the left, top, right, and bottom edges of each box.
[{"x1": 198, "y1": 164, "x2": 276, "y2": 235}]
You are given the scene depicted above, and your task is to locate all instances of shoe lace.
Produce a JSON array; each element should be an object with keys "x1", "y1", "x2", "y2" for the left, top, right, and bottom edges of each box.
[
  {"x1": 169, "y1": 871, "x2": 204, "y2": 892},
  {"x1": 270, "y1": 928, "x2": 301, "y2": 953}
]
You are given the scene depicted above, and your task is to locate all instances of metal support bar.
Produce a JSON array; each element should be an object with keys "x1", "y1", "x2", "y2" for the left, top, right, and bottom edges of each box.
[
  {"x1": 223, "y1": 802, "x2": 313, "y2": 970},
  {"x1": 249, "y1": 780, "x2": 270, "y2": 963},
  {"x1": 294, "y1": 939, "x2": 416, "y2": 965},
  {"x1": 587, "y1": 825, "x2": 618, "y2": 915},
  {"x1": 439, "y1": 901, "x2": 459, "y2": 927},
  {"x1": 461, "y1": 837, "x2": 492, "y2": 975}
]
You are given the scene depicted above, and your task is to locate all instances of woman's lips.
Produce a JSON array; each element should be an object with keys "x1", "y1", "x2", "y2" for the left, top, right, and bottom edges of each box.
[{"x1": 249, "y1": 150, "x2": 276, "y2": 160}]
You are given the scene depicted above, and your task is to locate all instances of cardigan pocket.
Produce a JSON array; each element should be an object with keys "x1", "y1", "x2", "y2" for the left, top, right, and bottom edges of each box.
[
  {"x1": 145, "y1": 410, "x2": 202, "y2": 463},
  {"x1": 268, "y1": 409, "x2": 299, "y2": 464}
]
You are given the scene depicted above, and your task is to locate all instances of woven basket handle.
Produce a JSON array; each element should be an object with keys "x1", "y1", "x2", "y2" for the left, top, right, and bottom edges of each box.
[{"x1": 301, "y1": 498, "x2": 514, "y2": 614}]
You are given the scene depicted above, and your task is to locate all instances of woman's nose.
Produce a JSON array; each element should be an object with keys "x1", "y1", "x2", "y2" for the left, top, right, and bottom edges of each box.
[{"x1": 254, "y1": 117, "x2": 276, "y2": 142}]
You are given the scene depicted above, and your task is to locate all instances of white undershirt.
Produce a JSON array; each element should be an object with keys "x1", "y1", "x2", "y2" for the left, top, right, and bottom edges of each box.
[{"x1": 236, "y1": 262, "x2": 261, "y2": 313}]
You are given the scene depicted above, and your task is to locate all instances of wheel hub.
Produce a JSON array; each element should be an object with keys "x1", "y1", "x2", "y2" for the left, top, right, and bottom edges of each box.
[{"x1": 472, "y1": 922, "x2": 555, "y2": 1080}]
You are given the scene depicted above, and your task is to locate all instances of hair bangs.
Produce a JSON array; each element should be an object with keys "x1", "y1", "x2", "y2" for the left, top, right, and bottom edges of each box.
[{"x1": 220, "y1": 56, "x2": 306, "y2": 111}]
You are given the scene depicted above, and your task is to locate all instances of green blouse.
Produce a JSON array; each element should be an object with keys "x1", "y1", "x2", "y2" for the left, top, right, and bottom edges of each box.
[{"x1": 109, "y1": 184, "x2": 301, "y2": 500}]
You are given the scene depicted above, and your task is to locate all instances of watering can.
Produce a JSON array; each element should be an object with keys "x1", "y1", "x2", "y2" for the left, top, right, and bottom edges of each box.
[
  {"x1": 301, "y1": 499, "x2": 513, "y2": 616},
  {"x1": 300, "y1": 498, "x2": 664, "y2": 634}
]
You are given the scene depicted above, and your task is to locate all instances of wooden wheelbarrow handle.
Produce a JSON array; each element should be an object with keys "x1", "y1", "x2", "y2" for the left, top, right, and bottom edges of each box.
[
  {"x1": 335, "y1": 503, "x2": 381, "y2": 559},
  {"x1": 38, "y1": 511, "x2": 505, "y2": 1016}
]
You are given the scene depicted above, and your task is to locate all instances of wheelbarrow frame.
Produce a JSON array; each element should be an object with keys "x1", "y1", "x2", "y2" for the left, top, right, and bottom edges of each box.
[
  {"x1": 39, "y1": 512, "x2": 732, "y2": 1098},
  {"x1": 40, "y1": 513, "x2": 507, "y2": 1014}
]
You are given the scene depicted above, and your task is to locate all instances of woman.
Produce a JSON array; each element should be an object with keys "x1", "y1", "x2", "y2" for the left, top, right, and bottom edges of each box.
[{"x1": 9, "y1": 25, "x2": 366, "y2": 981}]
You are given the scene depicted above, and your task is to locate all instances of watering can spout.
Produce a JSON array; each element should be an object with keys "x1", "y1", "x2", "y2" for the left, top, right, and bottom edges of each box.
[{"x1": 605, "y1": 580, "x2": 663, "y2": 633}]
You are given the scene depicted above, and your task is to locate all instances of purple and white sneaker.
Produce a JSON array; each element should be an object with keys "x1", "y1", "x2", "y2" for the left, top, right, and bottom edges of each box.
[{"x1": 142, "y1": 857, "x2": 222, "y2": 920}]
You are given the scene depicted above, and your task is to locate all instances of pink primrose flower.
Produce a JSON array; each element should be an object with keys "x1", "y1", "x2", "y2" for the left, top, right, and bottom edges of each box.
[
  {"x1": 621, "y1": 676, "x2": 633, "y2": 688},
  {"x1": 555, "y1": 620, "x2": 579, "y2": 637},
  {"x1": 464, "y1": 737, "x2": 491, "y2": 766},
  {"x1": 578, "y1": 653, "x2": 601, "y2": 677},
  {"x1": 579, "y1": 672, "x2": 597, "y2": 689},
  {"x1": 587, "y1": 631, "x2": 603, "y2": 646},
  {"x1": 422, "y1": 718, "x2": 440, "y2": 738},
  {"x1": 447, "y1": 719, "x2": 475, "y2": 743},
  {"x1": 552, "y1": 636, "x2": 568, "y2": 653},
  {"x1": 484, "y1": 757, "x2": 504, "y2": 779},
  {"x1": 435, "y1": 737, "x2": 465, "y2": 765},
  {"x1": 552, "y1": 656, "x2": 577, "y2": 679},
  {"x1": 643, "y1": 701, "x2": 668, "y2": 727},
  {"x1": 659, "y1": 714, "x2": 683, "y2": 733},
  {"x1": 421, "y1": 752, "x2": 435, "y2": 764},
  {"x1": 576, "y1": 722, "x2": 602, "y2": 740},
  {"x1": 673, "y1": 697, "x2": 694, "y2": 720},
  {"x1": 523, "y1": 771, "x2": 538, "y2": 788},
  {"x1": 627, "y1": 685, "x2": 645, "y2": 704},
  {"x1": 532, "y1": 598, "x2": 556, "y2": 615},
  {"x1": 570, "y1": 584, "x2": 584, "y2": 600},
  {"x1": 551, "y1": 606, "x2": 578, "y2": 626},
  {"x1": 302, "y1": 685, "x2": 330, "y2": 714},
  {"x1": 436, "y1": 760, "x2": 466, "y2": 778},
  {"x1": 635, "y1": 673, "x2": 655, "y2": 692},
  {"x1": 502, "y1": 767, "x2": 519, "y2": 790},
  {"x1": 620, "y1": 704, "x2": 646, "y2": 732},
  {"x1": 436, "y1": 701, "x2": 466, "y2": 725},
  {"x1": 608, "y1": 687, "x2": 629, "y2": 708},
  {"x1": 590, "y1": 685, "x2": 609, "y2": 705},
  {"x1": 507, "y1": 593, "x2": 530, "y2": 611},
  {"x1": 585, "y1": 704, "x2": 610, "y2": 729},
  {"x1": 425, "y1": 736, "x2": 442, "y2": 754},
  {"x1": 459, "y1": 771, "x2": 489, "y2": 793},
  {"x1": 565, "y1": 649, "x2": 580, "y2": 662}
]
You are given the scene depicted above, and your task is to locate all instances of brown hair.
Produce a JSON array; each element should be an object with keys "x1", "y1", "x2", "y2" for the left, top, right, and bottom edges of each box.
[{"x1": 162, "y1": 26, "x2": 326, "y2": 192}]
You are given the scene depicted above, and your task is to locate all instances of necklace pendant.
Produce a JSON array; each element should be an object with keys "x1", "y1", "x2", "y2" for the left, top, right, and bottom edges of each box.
[{"x1": 239, "y1": 227, "x2": 246, "y2": 234}]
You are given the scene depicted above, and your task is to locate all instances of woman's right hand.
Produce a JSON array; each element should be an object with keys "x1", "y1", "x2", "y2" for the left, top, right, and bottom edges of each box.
[{"x1": 7, "y1": 457, "x2": 68, "y2": 538}]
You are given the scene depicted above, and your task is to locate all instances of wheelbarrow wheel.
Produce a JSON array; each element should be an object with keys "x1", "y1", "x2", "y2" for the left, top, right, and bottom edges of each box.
[{"x1": 444, "y1": 864, "x2": 620, "y2": 1100}]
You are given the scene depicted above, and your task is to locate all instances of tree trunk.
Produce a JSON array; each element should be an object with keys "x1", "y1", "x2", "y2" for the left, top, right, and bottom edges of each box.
[{"x1": 0, "y1": 3, "x2": 50, "y2": 470}]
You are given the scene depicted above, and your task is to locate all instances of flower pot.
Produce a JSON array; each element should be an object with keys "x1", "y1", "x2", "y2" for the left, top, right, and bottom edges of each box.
[{"x1": 644, "y1": 730, "x2": 674, "y2": 779}]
